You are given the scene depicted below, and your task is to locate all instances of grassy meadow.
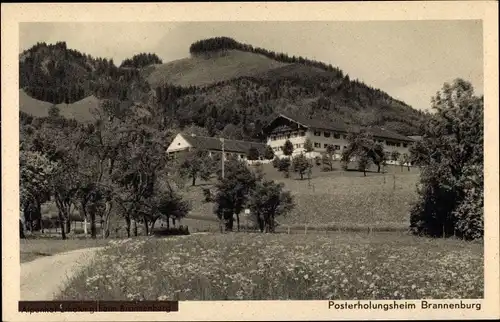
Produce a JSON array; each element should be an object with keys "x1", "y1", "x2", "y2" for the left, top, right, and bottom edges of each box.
[
  {"x1": 57, "y1": 232, "x2": 483, "y2": 300},
  {"x1": 181, "y1": 162, "x2": 420, "y2": 232}
]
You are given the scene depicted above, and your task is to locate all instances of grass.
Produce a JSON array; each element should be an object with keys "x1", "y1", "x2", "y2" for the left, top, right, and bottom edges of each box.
[
  {"x1": 146, "y1": 50, "x2": 288, "y2": 88},
  {"x1": 20, "y1": 238, "x2": 110, "y2": 263},
  {"x1": 57, "y1": 232, "x2": 483, "y2": 300},
  {"x1": 180, "y1": 162, "x2": 420, "y2": 230},
  {"x1": 19, "y1": 89, "x2": 98, "y2": 122}
]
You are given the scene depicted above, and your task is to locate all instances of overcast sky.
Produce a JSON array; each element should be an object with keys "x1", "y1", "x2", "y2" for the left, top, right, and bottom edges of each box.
[{"x1": 19, "y1": 21, "x2": 483, "y2": 110}]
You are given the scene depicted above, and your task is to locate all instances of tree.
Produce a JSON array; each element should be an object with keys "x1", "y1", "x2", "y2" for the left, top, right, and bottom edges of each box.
[
  {"x1": 213, "y1": 160, "x2": 260, "y2": 231},
  {"x1": 391, "y1": 151, "x2": 400, "y2": 164},
  {"x1": 20, "y1": 150, "x2": 56, "y2": 233},
  {"x1": 247, "y1": 180, "x2": 294, "y2": 232},
  {"x1": 409, "y1": 79, "x2": 483, "y2": 240},
  {"x1": 247, "y1": 147, "x2": 260, "y2": 161},
  {"x1": 292, "y1": 154, "x2": 311, "y2": 180},
  {"x1": 48, "y1": 104, "x2": 60, "y2": 118},
  {"x1": 264, "y1": 145, "x2": 275, "y2": 160},
  {"x1": 272, "y1": 156, "x2": 280, "y2": 168},
  {"x1": 283, "y1": 139, "x2": 294, "y2": 157},
  {"x1": 278, "y1": 158, "x2": 291, "y2": 178},
  {"x1": 321, "y1": 152, "x2": 334, "y2": 172},
  {"x1": 357, "y1": 153, "x2": 371, "y2": 176},
  {"x1": 342, "y1": 131, "x2": 384, "y2": 173},
  {"x1": 179, "y1": 150, "x2": 214, "y2": 186},
  {"x1": 304, "y1": 138, "x2": 314, "y2": 157},
  {"x1": 153, "y1": 181, "x2": 190, "y2": 232}
]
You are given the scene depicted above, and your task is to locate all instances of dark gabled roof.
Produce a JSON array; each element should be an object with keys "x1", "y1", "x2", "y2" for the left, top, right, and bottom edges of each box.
[
  {"x1": 278, "y1": 112, "x2": 352, "y2": 133},
  {"x1": 364, "y1": 126, "x2": 415, "y2": 143},
  {"x1": 265, "y1": 113, "x2": 414, "y2": 142},
  {"x1": 183, "y1": 134, "x2": 266, "y2": 154}
]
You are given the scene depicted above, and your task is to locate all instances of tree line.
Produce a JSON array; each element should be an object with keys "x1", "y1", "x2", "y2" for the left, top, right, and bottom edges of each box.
[{"x1": 20, "y1": 100, "x2": 189, "y2": 239}]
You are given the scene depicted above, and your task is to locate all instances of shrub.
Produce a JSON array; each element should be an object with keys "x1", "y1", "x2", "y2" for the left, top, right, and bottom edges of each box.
[{"x1": 272, "y1": 156, "x2": 280, "y2": 168}]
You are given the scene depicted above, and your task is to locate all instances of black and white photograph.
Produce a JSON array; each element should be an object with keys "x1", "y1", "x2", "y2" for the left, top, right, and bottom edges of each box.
[{"x1": 2, "y1": 2, "x2": 499, "y2": 321}]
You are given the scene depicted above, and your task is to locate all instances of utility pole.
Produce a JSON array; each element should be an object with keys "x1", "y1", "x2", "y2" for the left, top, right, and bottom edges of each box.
[
  {"x1": 220, "y1": 137, "x2": 225, "y2": 179},
  {"x1": 219, "y1": 137, "x2": 225, "y2": 233}
]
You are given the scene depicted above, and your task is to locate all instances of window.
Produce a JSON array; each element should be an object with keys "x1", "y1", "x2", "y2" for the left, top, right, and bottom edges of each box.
[
  {"x1": 324, "y1": 131, "x2": 331, "y2": 138},
  {"x1": 333, "y1": 133, "x2": 341, "y2": 139},
  {"x1": 324, "y1": 143, "x2": 329, "y2": 148},
  {"x1": 343, "y1": 135, "x2": 347, "y2": 139},
  {"x1": 240, "y1": 154, "x2": 244, "y2": 159},
  {"x1": 314, "y1": 131, "x2": 322, "y2": 136},
  {"x1": 300, "y1": 131, "x2": 305, "y2": 137},
  {"x1": 334, "y1": 145, "x2": 341, "y2": 150},
  {"x1": 403, "y1": 143, "x2": 408, "y2": 148},
  {"x1": 314, "y1": 142, "x2": 321, "y2": 148},
  {"x1": 286, "y1": 134, "x2": 291, "y2": 139},
  {"x1": 291, "y1": 132, "x2": 297, "y2": 138},
  {"x1": 343, "y1": 146, "x2": 347, "y2": 149}
]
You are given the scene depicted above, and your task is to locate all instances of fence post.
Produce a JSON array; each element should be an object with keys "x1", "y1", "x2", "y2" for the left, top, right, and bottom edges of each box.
[{"x1": 304, "y1": 225, "x2": 308, "y2": 235}]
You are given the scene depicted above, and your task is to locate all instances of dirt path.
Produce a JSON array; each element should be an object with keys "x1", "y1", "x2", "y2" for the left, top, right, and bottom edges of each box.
[{"x1": 20, "y1": 247, "x2": 105, "y2": 300}]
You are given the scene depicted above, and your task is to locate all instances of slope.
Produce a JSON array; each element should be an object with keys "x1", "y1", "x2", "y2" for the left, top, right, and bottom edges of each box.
[
  {"x1": 146, "y1": 50, "x2": 289, "y2": 88},
  {"x1": 19, "y1": 89, "x2": 100, "y2": 122}
]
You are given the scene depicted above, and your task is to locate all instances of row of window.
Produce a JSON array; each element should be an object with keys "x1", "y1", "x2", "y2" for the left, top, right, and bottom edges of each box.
[
  {"x1": 269, "y1": 131, "x2": 409, "y2": 148},
  {"x1": 313, "y1": 131, "x2": 345, "y2": 139},
  {"x1": 273, "y1": 143, "x2": 346, "y2": 152},
  {"x1": 270, "y1": 131, "x2": 306, "y2": 140}
]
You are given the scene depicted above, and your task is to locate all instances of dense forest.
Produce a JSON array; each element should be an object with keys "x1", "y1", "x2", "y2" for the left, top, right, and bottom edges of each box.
[
  {"x1": 120, "y1": 53, "x2": 163, "y2": 69},
  {"x1": 19, "y1": 39, "x2": 429, "y2": 140}
]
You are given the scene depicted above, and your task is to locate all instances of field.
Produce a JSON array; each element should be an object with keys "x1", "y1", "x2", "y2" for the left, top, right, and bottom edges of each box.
[
  {"x1": 20, "y1": 238, "x2": 110, "y2": 263},
  {"x1": 57, "y1": 232, "x2": 483, "y2": 300},
  {"x1": 181, "y1": 162, "x2": 420, "y2": 232}
]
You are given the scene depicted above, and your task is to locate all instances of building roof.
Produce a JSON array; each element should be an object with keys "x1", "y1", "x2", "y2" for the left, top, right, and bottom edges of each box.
[
  {"x1": 364, "y1": 126, "x2": 415, "y2": 143},
  {"x1": 278, "y1": 112, "x2": 352, "y2": 133},
  {"x1": 183, "y1": 134, "x2": 267, "y2": 154},
  {"x1": 265, "y1": 113, "x2": 414, "y2": 143}
]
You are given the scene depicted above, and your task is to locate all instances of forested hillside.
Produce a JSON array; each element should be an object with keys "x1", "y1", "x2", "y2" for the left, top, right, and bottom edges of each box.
[{"x1": 19, "y1": 38, "x2": 428, "y2": 140}]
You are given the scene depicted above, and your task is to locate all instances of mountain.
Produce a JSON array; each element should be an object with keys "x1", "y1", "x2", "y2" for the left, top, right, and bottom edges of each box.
[{"x1": 19, "y1": 38, "x2": 428, "y2": 139}]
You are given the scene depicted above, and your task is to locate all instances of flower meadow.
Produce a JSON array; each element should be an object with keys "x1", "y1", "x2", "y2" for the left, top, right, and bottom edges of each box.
[{"x1": 58, "y1": 232, "x2": 483, "y2": 301}]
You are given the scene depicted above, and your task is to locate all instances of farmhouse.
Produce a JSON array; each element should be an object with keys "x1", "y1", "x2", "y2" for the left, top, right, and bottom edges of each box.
[
  {"x1": 263, "y1": 113, "x2": 415, "y2": 160},
  {"x1": 166, "y1": 133, "x2": 267, "y2": 161}
]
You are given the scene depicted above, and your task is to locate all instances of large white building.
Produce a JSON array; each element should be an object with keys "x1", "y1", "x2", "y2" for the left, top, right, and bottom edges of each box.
[{"x1": 263, "y1": 113, "x2": 415, "y2": 160}]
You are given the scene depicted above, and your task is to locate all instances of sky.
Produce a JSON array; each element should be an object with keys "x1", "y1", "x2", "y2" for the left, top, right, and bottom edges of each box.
[{"x1": 19, "y1": 20, "x2": 483, "y2": 110}]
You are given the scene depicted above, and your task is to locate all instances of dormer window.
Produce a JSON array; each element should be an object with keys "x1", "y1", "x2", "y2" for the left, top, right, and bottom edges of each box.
[{"x1": 324, "y1": 131, "x2": 331, "y2": 138}]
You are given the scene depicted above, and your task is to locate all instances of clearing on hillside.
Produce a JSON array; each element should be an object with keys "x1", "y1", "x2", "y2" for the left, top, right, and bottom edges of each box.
[
  {"x1": 145, "y1": 50, "x2": 289, "y2": 88},
  {"x1": 19, "y1": 89, "x2": 100, "y2": 122}
]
